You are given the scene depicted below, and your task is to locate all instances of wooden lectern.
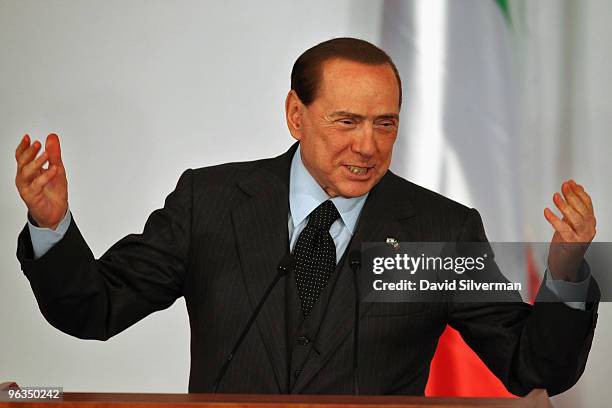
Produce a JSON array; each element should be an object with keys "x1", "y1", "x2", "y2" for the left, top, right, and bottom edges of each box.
[{"x1": 0, "y1": 383, "x2": 552, "y2": 408}]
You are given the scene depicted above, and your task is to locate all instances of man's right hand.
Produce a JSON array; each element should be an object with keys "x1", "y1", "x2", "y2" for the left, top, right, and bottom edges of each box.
[{"x1": 15, "y1": 133, "x2": 68, "y2": 230}]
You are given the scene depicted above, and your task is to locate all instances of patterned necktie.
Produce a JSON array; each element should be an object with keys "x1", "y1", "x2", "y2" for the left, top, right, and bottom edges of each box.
[{"x1": 293, "y1": 200, "x2": 341, "y2": 317}]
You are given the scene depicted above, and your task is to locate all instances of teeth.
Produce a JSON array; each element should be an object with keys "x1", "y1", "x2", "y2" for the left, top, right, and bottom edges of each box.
[{"x1": 347, "y1": 165, "x2": 368, "y2": 175}]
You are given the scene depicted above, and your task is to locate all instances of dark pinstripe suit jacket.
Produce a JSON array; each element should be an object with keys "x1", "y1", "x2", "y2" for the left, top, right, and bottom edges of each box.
[{"x1": 17, "y1": 143, "x2": 599, "y2": 396}]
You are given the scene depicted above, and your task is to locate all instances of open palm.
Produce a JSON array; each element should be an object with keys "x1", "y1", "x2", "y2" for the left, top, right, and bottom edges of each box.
[{"x1": 15, "y1": 134, "x2": 68, "y2": 230}]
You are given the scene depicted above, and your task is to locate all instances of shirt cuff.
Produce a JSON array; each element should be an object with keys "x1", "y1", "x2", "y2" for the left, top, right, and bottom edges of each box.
[
  {"x1": 27, "y1": 208, "x2": 72, "y2": 260},
  {"x1": 544, "y1": 261, "x2": 591, "y2": 311}
]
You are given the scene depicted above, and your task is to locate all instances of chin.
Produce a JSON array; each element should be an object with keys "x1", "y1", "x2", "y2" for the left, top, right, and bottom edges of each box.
[{"x1": 335, "y1": 182, "x2": 374, "y2": 198}]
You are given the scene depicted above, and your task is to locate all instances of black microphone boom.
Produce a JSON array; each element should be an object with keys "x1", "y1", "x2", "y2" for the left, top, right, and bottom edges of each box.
[
  {"x1": 349, "y1": 249, "x2": 361, "y2": 395},
  {"x1": 213, "y1": 254, "x2": 294, "y2": 393}
]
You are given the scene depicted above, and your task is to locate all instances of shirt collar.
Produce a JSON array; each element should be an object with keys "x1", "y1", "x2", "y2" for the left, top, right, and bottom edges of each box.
[{"x1": 289, "y1": 144, "x2": 368, "y2": 234}]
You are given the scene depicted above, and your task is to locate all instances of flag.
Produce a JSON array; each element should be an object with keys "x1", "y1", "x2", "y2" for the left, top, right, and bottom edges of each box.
[{"x1": 381, "y1": 0, "x2": 534, "y2": 396}]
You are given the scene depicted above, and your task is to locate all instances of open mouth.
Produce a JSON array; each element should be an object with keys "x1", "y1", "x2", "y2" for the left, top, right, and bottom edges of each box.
[
  {"x1": 347, "y1": 165, "x2": 368, "y2": 175},
  {"x1": 345, "y1": 165, "x2": 372, "y2": 176}
]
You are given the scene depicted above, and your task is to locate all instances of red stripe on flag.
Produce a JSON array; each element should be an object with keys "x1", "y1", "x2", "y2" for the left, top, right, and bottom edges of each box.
[
  {"x1": 426, "y1": 326, "x2": 514, "y2": 397},
  {"x1": 426, "y1": 246, "x2": 542, "y2": 396},
  {"x1": 526, "y1": 245, "x2": 541, "y2": 303}
]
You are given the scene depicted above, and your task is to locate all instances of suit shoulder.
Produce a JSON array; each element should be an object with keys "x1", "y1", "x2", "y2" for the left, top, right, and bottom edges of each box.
[
  {"x1": 384, "y1": 171, "x2": 472, "y2": 217},
  {"x1": 189, "y1": 159, "x2": 255, "y2": 181},
  {"x1": 382, "y1": 171, "x2": 482, "y2": 240},
  {"x1": 185, "y1": 155, "x2": 277, "y2": 187}
]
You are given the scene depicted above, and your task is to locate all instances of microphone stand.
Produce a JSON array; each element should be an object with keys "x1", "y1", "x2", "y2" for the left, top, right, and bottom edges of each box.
[
  {"x1": 349, "y1": 250, "x2": 361, "y2": 395},
  {"x1": 213, "y1": 254, "x2": 294, "y2": 393}
]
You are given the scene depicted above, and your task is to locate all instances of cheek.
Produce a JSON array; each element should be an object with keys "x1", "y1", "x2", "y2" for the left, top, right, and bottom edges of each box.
[
  {"x1": 377, "y1": 135, "x2": 397, "y2": 158},
  {"x1": 318, "y1": 131, "x2": 349, "y2": 161}
]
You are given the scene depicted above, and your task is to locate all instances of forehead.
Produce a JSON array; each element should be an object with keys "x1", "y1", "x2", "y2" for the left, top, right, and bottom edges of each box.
[{"x1": 317, "y1": 59, "x2": 400, "y2": 111}]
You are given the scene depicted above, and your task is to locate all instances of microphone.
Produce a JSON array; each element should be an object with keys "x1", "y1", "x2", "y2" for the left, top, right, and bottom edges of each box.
[
  {"x1": 349, "y1": 249, "x2": 361, "y2": 395},
  {"x1": 213, "y1": 254, "x2": 294, "y2": 393}
]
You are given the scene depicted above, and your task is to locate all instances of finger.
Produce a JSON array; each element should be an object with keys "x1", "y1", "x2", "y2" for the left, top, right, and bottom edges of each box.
[
  {"x1": 15, "y1": 134, "x2": 31, "y2": 160},
  {"x1": 553, "y1": 192, "x2": 583, "y2": 232},
  {"x1": 571, "y1": 181, "x2": 594, "y2": 213},
  {"x1": 28, "y1": 165, "x2": 58, "y2": 196},
  {"x1": 562, "y1": 180, "x2": 588, "y2": 216},
  {"x1": 21, "y1": 150, "x2": 49, "y2": 184},
  {"x1": 45, "y1": 133, "x2": 63, "y2": 166},
  {"x1": 16, "y1": 140, "x2": 42, "y2": 171},
  {"x1": 544, "y1": 207, "x2": 578, "y2": 241}
]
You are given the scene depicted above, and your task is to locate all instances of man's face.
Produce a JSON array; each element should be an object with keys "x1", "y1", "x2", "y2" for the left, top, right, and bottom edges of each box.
[{"x1": 286, "y1": 58, "x2": 400, "y2": 198}]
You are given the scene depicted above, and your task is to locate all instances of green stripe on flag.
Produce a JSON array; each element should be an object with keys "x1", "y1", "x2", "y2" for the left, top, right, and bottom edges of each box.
[{"x1": 495, "y1": 0, "x2": 511, "y2": 24}]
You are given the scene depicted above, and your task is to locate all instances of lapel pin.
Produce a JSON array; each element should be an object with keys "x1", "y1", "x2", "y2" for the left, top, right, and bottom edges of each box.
[{"x1": 386, "y1": 237, "x2": 399, "y2": 250}]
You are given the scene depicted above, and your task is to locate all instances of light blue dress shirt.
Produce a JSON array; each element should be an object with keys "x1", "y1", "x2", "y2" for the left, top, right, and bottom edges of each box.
[
  {"x1": 27, "y1": 146, "x2": 591, "y2": 309},
  {"x1": 288, "y1": 145, "x2": 368, "y2": 263},
  {"x1": 28, "y1": 208, "x2": 71, "y2": 259}
]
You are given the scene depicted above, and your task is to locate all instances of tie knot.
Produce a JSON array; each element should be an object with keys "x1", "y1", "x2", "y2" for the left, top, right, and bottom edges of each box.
[{"x1": 308, "y1": 200, "x2": 340, "y2": 230}]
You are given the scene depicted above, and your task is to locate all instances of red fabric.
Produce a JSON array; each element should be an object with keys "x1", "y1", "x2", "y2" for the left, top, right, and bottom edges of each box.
[
  {"x1": 426, "y1": 249, "x2": 542, "y2": 397},
  {"x1": 526, "y1": 246, "x2": 541, "y2": 303},
  {"x1": 425, "y1": 326, "x2": 514, "y2": 397}
]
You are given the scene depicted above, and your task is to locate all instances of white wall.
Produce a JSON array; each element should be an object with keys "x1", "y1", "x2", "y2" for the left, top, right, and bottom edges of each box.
[
  {"x1": 0, "y1": 0, "x2": 382, "y2": 392},
  {"x1": 542, "y1": 1, "x2": 612, "y2": 406}
]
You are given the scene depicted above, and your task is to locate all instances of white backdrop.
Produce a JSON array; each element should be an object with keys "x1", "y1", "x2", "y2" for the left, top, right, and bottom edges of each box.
[
  {"x1": 0, "y1": 0, "x2": 383, "y2": 392},
  {"x1": 1, "y1": 1, "x2": 610, "y2": 405}
]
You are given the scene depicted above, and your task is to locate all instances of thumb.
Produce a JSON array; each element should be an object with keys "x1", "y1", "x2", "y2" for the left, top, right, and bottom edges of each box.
[{"x1": 45, "y1": 133, "x2": 63, "y2": 166}]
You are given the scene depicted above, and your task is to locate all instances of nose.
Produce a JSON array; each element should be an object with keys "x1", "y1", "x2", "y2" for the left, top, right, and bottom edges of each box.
[{"x1": 351, "y1": 124, "x2": 376, "y2": 158}]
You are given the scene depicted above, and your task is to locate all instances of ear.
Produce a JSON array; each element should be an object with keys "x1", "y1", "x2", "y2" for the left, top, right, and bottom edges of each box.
[{"x1": 285, "y1": 90, "x2": 304, "y2": 141}]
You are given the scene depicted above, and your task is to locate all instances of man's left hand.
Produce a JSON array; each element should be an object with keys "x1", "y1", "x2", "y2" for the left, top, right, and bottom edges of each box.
[{"x1": 544, "y1": 180, "x2": 596, "y2": 282}]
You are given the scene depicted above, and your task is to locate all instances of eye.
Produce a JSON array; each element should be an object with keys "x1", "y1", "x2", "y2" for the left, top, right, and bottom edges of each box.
[
  {"x1": 376, "y1": 120, "x2": 398, "y2": 129},
  {"x1": 339, "y1": 119, "x2": 354, "y2": 125}
]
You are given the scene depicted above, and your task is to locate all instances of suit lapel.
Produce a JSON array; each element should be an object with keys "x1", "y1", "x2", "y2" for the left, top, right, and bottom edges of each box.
[
  {"x1": 231, "y1": 145, "x2": 297, "y2": 393},
  {"x1": 291, "y1": 173, "x2": 416, "y2": 394}
]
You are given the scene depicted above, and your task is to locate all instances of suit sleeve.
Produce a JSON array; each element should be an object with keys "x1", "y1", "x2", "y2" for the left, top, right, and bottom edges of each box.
[
  {"x1": 448, "y1": 208, "x2": 599, "y2": 396},
  {"x1": 16, "y1": 169, "x2": 193, "y2": 341}
]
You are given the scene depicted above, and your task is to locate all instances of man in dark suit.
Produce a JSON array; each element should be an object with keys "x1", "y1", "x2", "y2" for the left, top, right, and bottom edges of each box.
[{"x1": 15, "y1": 38, "x2": 598, "y2": 396}]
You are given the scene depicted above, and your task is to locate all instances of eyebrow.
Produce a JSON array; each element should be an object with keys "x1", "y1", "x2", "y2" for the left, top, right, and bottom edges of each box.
[{"x1": 329, "y1": 111, "x2": 399, "y2": 121}]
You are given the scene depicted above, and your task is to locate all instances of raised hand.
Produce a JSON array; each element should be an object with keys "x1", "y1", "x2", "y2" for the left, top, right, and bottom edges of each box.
[
  {"x1": 544, "y1": 180, "x2": 596, "y2": 282},
  {"x1": 15, "y1": 134, "x2": 68, "y2": 230}
]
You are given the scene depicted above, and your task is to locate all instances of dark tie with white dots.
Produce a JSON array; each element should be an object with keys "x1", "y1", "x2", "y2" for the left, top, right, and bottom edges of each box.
[{"x1": 293, "y1": 200, "x2": 341, "y2": 317}]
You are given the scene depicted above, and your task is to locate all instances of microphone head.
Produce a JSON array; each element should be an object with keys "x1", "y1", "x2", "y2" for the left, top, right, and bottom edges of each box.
[
  {"x1": 277, "y1": 254, "x2": 295, "y2": 276},
  {"x1": 349, "y1": 249, "x2": 361, "y2": 273}
]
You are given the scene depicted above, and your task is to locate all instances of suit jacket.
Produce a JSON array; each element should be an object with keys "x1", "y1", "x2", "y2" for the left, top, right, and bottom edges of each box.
[{"x1": 17, "y1": 143, "x2": 599, "y2": 396}]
